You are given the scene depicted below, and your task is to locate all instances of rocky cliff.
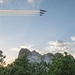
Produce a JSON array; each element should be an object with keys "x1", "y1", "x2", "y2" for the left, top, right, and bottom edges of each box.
[{"x1": 18, "y1": 48, "x2": 54, "y2": 64}]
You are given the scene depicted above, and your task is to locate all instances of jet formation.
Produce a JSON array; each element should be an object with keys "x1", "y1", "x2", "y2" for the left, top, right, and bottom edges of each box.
[
  {"x1": 40, "y1": 9, "x2": 46, "y2": 16},
  {"x1": 0, "y1": 9, "x2": 46, "y2": 16}
]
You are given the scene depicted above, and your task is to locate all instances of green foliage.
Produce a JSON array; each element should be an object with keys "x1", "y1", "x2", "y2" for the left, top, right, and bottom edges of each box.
[
  {"x1": 7, "y1": 56, "x2": 33, "y2": 75},
  {"x1": 49, "y1": 52, "x2": 75, "y2": 75},
  {"x1": 0, "y1": 52, "x2": 75, "y2": 75},
  {"x1": 0, "y1": 50, "x2": 6, "y2": 66},
  {"x1": 31, "y1": 62, "x2": 48, "y2": 75}
]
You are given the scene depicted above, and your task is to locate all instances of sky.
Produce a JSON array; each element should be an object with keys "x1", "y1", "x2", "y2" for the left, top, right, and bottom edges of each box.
[{"x1": 0, "y1": 0, "x2": 75, "y2": 61}]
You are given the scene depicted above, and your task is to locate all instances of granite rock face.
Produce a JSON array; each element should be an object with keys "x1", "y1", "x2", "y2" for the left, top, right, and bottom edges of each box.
[{"x1": 18, "y1": 48, "x2": 54, "y2": 64}]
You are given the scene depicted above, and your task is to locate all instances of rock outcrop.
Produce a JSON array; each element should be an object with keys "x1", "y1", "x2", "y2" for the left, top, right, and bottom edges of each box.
[{"x1": 18, "y1": 48, "x2": 54, "y2": 64}]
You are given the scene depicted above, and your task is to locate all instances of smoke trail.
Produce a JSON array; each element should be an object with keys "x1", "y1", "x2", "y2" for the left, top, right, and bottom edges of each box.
[{"x1": 0, "y1": 10, "x2": 40, "y2": 16}]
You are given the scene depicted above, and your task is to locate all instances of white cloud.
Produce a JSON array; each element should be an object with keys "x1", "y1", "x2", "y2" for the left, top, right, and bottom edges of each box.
[
  {"x1": 0, "y1": 0, "x2": 4, "y2": 4},
  {"x1": 0, "y1": 0, "x2": 9, "y2": 4},
  {"x1": 5, "y1": 57, "x2": 15, "y2": 66},
  {"x1": 11, "y1": 48, "x2": 20, "y2": 52},
  {"x1": 27, "y1": 0, "x2": 44, "y2": 7},
  {"x1": 0, "y1": 0, "x2": 44, "y2": 7},
  {"x1": 27, "y1": 0, "x2": 37, "y2": 6},
  {"x1": 45, "y1": 37, "x2": 75, "y2": 58},
  {"x1": 11, "y1": 40, "x2": 71, "y2": 55},
  {"x1": 11, "y1": 43, "x2": 34, "y2": 52},
  {"x1": 10, "y1": 36, "x2": 75, "y2": 57},
  {"x1": 71, "y1": 36, "x2": 75, "y2": 41},
  {"x1": 20, "y1": 43, "x2": 33, "y2": 49},
  {"x1": 48, "y1": 40, "x2": 65, "y2": 47},
  {"x1": 11, "y1": 43, "x2": 45, "y2": 55},
  {"x1": 46, "y1": 40, "x2": 70, "y2": 53}
]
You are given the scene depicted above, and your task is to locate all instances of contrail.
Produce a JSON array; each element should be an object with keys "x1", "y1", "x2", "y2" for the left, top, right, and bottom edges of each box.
[{"x1": 0, "y1": 10, "x2": 40, "y2": 16}]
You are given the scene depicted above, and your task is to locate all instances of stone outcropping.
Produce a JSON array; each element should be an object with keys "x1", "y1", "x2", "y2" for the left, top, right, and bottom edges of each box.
[{"x1": 18, "y1": 48, "x2": 54, "y2": 64}]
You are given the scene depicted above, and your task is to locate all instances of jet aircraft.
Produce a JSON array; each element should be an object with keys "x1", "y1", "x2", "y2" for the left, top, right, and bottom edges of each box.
[{"x1": 40, "y1": 9, "x2": 46, "y2": 16}]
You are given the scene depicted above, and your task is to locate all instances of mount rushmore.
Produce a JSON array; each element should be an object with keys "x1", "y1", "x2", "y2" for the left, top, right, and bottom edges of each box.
[{"x1": 18, "y1": 48, "x2": 54, "y2": 64}]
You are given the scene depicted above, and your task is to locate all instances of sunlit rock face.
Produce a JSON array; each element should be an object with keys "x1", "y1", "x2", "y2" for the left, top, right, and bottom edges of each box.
[
  {"x1": 42, "y1": 53, "x2": 54, "y2": 64},
  {"x1": 18, "y1": 48, "x2": 54, "y2": 64},
  {"x1": 28, "y1": 50, "x2": 42, "y2": 63}
]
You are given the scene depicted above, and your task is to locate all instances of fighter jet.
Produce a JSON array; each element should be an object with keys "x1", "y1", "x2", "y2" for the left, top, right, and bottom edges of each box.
[{"x1": 40, "y1": 9, "x2": 46, "y2": 16}]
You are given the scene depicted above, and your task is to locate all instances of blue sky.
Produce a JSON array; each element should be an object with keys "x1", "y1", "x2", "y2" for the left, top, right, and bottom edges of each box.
[{"x1": 0, "y1": 0, "x2": 75, "y2": 59}]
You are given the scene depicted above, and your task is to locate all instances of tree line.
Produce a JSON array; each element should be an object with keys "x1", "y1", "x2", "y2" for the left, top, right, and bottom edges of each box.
[{"x1": 0, "y1": 51, "x2": 75, "y2": 75}]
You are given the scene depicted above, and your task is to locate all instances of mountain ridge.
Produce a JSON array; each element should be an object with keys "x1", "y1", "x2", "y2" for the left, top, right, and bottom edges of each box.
[{"x1": 18, "y1": 48, "x2": 54, "y2": 64}]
